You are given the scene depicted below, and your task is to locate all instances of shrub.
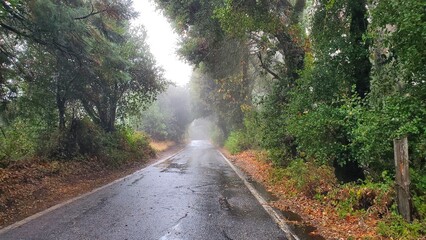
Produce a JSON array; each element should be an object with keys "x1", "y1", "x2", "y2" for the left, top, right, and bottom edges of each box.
[
  {"x1": 39, "y1": 119, "x2": 154, "y2": 167},
  {"x1": 328, "y1": 179, "x2": 394, "y2": 218},
  {"x1": 272, "y1": 159, "x2": 337, "y2": 198},
  {"x1": 224, "y1": 131, "x2": 243, "y2": 154},
  {"x1": 411, "y1": 169, "x2": 426, "y2": 219},
  {"x1": 378, "y1": 213, "x2": 426, "y2": 239},
  {"x1": 118, "y1": 127, "x2": 154, "y2": 157},
  {"x1": 0, "y1": 119, "x2": 39, "y2": 167},
  {"x1": 267, "y1": 147, "x2": 293, "y2": 167},
  {"x1": 287, "y1": 103, "x2": 349, "y2": 166},
  {"x1": 40, "y1": 118, "x2": 105, "y2": 160},
  {"x1": 288, "y1": 159, "x2": 337, "y2": 198},
  {"x1": 224, "y1": 130, "x2": 252, "y2": 154}
]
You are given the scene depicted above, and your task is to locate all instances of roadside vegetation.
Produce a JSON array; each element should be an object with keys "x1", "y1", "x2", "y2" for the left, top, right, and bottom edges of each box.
[
  {"x1": 155, "y1": 0, "x2": 425, "y2": 238},
  {"x1": 0, "y1": 0, "x2": 191, "y2": 227},
  {"x1": 1, "y1": 0, "x2": 168, "y2": 167}
]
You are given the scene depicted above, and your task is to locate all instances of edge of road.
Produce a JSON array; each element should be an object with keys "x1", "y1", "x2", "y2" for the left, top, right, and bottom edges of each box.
[
  {"x1": 0, "y1": 147, "x2": 187, "y2": 235},
  {"x1": 218, "y1": 151, "x2": 300, "y2": 240}
]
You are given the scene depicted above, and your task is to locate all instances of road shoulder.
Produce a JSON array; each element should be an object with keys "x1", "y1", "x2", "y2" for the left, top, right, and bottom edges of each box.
[{"x1": 0, "y1": 143, "x2": 185, "y2": 230}]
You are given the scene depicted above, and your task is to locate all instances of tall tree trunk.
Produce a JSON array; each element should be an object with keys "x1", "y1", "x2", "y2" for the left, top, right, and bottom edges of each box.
[
  {"x1": 107, "y1": 104, "x2": 117, "y2": 132},
  {"x1": 56, "y1": 81, "x2": 66, "y2": 130},
  {"x1": 242, "y1": 45, "x2": 250, "y2": 105},
  {"x1": 349, "y1": 0, "x2": 371, "y2": 98}
]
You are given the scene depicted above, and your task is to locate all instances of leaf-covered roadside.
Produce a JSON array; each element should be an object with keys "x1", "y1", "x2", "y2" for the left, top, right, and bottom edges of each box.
[
  {"x1": 223, "y1": 150, "x2": 426, "y2": 239},
  {"x1": 0, "y1": 140, "x2": 179, "y2": 228}
]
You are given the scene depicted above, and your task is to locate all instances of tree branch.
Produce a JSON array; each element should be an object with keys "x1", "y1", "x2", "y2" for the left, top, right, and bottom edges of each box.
[
  {"x1": 74, "y1": 3, "x2": 109, "y2": 20},
  {"x1": 257, "y1": 52, "x2": 281, "y2": 80},
  {"x1": 0, "y1": 22, "x2": 26, "y2": 36}
]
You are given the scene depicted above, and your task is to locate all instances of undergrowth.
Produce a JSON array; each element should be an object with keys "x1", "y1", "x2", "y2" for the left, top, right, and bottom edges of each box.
[
  {"x1": 269, "y1": 159, "x2": 336, "y2": 198},
  {"x1": 0, "y1": 119, "x2": 40, "y2": 167},
  {"x1": 239, "y1": 151, "x2": 426, "y2": 239},
  {"x1": 378, "y1": 212, "x2": 426, "y2": 239},
  {"x1": 38, "y1": 118, "x2": 155, "y2": 167},
  {"x1": 224, "y1": 131, "x2": 244, "y2": 154},
  {"x1": 224, "y1": 130, "x2": 254, "y2": 154}
]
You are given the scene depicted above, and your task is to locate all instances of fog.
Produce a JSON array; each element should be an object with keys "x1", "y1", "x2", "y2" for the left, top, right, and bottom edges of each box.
[{"x1": 188, "y1": 118, "x2": 213, "y2": 141}]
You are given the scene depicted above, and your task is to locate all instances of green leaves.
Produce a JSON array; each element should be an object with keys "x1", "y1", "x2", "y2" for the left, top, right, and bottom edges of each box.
[
  {"x1": 370, "y1": 0, "x2": 426, "y2": 90},
  {"x1": 0, "y1": 0, "x2": 167, "y2": 164},
  {"x1": 213, "y1": 1, "x2": 255, "y2": 38}
]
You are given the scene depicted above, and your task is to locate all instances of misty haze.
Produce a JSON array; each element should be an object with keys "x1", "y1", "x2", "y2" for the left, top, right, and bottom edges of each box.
[{"x1": 0, "y1": 0, "x2": 424, "y2": 239}]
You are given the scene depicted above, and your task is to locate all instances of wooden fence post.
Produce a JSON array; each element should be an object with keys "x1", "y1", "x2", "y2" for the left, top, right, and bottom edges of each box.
[{"x1": 393, "y1": 137, "x2": 412, "y2": 221}]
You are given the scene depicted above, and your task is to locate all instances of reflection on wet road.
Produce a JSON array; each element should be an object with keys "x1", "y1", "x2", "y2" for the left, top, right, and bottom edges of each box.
[{"x1": 0, "y1": 140, "x2": 287, "y2": 240}]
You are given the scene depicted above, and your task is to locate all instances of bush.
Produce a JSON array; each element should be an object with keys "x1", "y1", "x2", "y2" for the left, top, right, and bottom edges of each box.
[
  {"x1": 287, "y1": 93, "x2": 426, "y2": 180},
  {"x1": 225, "y1": 131, "x2": 244, "y2": 154},
  {"x1": 0, "y1": 119, "x2": 39, "y2": 167},
  {"x1": 39, "y1": 119, "x2": 154, "y2": 167},
  {"x1": 378, "y1": 213, "x2": 426, "y2": 239},
  {"x1": 411, "y1": 169, "x2": 426, "y2": 219},
  {"x1": 119, "y1": 128, "x2": 153, "y2": 156},
  {"x1": 347, "y1": 95, "x2": 426, "y2": 178},
  {"x1": 287, "y1": 103, "x2": 349, "y2": 166},
  {"x1": 242, "y1": 110, "x2": 262, "y2": 149},
  {"x1": 328, "y1": 178, "x2": 394, "y2": 218},
  {"x1": 273, "y1": 159, "x2": 337, "y2": 198},
  {"x1": 40, "y1": 118, "x2": 105, "y2": 159},
  {"x1": 224, "y1": 130, "x2": 251, "y2": 154}
]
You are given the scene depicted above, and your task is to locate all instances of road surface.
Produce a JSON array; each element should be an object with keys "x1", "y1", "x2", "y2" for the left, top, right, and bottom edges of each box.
[{"x1": 0, "y1": 140, "x2": 287, "y2": 240}]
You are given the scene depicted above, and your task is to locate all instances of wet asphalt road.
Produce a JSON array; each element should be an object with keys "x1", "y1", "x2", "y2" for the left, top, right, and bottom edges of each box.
[{"x1": 0, "y1": 140, "x2": 287, "y2": 240}]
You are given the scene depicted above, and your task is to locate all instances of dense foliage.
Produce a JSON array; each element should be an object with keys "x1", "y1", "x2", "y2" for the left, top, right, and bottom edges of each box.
[
  {"x1": 1, "y1": 0, "x2": 167, "y2": 165},
  {"x1": 155, "y1": 0, "x2": 425, "y2": 237}
]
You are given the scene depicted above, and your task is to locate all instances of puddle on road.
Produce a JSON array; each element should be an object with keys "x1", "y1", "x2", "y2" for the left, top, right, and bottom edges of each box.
[
  {"x1": 248, "y1": 178, "x2": 325, "y2": 240},
  {"x1": 156, "y1": 158, "x2": 189, "y2": 174}
]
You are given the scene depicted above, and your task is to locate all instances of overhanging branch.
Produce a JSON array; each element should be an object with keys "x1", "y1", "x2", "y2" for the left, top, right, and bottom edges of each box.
[
  {"x1": 257, "y1": 52, "x2": 281, "y2": 80},
  {"x1": 74, "y1": 3, "x2": 109, "y2": 20}
]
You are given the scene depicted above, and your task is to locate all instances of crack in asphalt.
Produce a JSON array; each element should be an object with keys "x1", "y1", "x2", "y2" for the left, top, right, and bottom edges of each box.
[
  {"x1": 176, "y1": 212, "x2": 188, "y2": 222},
  {"x1": 129, "y1": 175, "x2": 144, "y2": 185},
  {"x1": 158, "y1": 212, "x2": 189, "y2": 240},
  {"x1": 222, "y1": 230, "x2": 234, "y2": 240}
]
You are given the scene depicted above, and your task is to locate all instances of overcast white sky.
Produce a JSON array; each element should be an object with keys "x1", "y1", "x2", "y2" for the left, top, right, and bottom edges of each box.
[{"x1": 132, "y1": 0, "x2": 193, "y2": 86}]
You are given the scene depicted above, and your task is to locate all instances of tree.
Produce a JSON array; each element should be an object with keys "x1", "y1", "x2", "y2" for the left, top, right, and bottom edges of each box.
[
  {"x1": 1, "y1": 0, "x2": 167, "y2": 163},
  {"x1": 1, "y1": 0, "x2": 167, "y2": 132},
  {"x1": 136, "y1": 86, "x2": 192, "y2": 142}
]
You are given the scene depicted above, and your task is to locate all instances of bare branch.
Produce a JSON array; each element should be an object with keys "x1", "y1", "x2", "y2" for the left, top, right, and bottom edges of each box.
[{"x1": 74, "y1": 3, "x2": 109, "y2": 20}]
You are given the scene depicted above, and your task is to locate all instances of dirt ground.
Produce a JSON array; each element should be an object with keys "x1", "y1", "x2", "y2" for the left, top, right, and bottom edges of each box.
[{"x1": 0, "y1": 144, "x2": 183, "y2": 228}]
